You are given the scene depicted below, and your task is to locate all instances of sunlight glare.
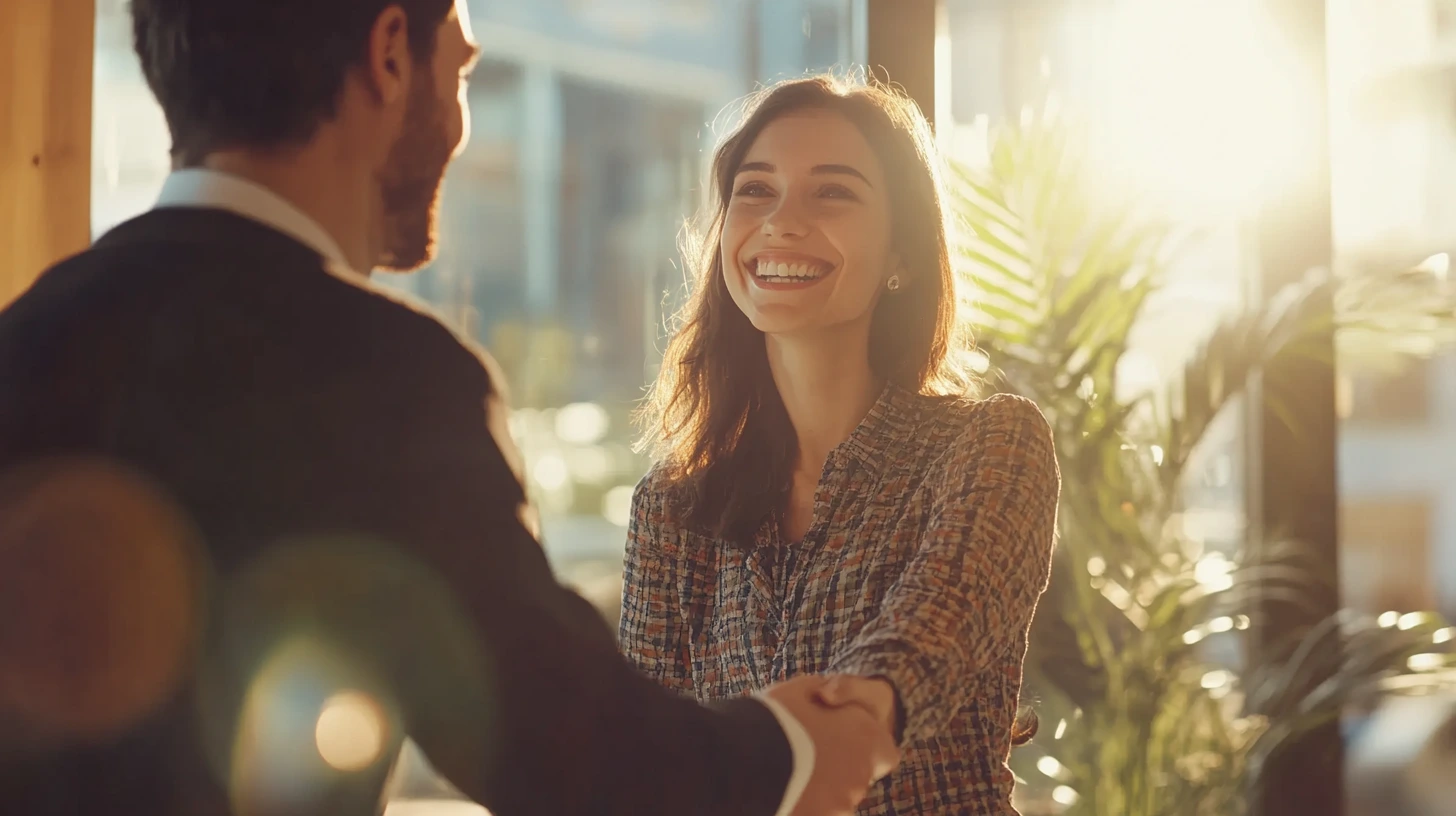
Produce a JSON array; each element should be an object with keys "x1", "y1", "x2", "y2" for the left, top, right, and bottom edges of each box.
[
  {"x1": 1408, "y1": 653, "x2": 1446, "y2": 673},
  {"x1": 602, "y1": 484, "x2": 634, "y2": 527},
  {"x1": 1193, "y1": 554, "x2": 1234, "y2": 589},
  {"x1": 1086, "y1": 0, "x2": 1310, "y2": 214},
  {"x1": 554, "y1": 402, "x2": 610, "y2": 445},
  {"x1": 1201, "y1": 670, "x2": 1233, "y2": 689},
  {"x1": 1398, "y1": 611, "x2": 1430, "y2": 631},
  {"x1": 1417, "y1": 253, "x2": 1450, "y2": 282},
  {"x1": 531, "y1": 453, "x2": 570, "y2": 492}
]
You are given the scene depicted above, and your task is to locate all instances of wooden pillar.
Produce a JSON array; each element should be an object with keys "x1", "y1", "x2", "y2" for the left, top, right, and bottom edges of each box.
[
  {"x1": 867, "y1": 0, "x2": 937, "y2": 129},
  {"x1": 0, "y1": 0, "x2": 95, "y2": 308}
]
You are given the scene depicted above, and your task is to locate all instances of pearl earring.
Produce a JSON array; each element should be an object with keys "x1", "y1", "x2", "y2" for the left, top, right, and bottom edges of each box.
[{"x1": 886, "y1": 275, "x2": 902, "y2": 292}]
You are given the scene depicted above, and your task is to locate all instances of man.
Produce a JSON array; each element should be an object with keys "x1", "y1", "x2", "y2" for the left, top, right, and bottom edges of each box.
[{"x1": 0, "y1": 1, "x2": 898, "y2": 814}]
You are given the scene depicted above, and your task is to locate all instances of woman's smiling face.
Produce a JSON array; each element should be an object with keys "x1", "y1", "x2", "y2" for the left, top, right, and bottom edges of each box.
[{"x1": 720, "y1": 107, "x2": 900, "y2": 338}]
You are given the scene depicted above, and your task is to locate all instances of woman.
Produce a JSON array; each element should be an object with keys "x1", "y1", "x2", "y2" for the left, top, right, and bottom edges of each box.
[{"x1": 619, "y1": 75, "x2": 1060, "y2": 815}]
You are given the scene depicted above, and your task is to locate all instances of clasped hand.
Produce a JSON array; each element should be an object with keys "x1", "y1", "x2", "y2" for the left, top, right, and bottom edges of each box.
[{"x1": 761, "y1": 674, "x2": 901, "y2": 816}]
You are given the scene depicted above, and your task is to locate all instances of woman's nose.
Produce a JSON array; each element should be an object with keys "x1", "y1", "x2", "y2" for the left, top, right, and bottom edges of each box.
[{"x1": 762, "y1": 199, "x2": 809, "y2": 239}]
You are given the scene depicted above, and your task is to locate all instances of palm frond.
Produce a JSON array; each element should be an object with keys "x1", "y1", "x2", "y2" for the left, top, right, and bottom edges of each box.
[{"x1": 960, "y1": 112, "x2": 1456, "y2": 816}]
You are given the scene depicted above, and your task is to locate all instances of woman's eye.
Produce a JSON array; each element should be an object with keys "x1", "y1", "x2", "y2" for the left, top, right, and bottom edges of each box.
[
  {"x1": 735, "y1": 181, "x2": 773, "y2": 197},
  {"x1": 820, "y1": 184, "x2": 857, "y2": 200}
]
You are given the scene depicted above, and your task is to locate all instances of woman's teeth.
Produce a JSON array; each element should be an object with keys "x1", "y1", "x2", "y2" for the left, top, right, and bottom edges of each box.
[{"x1": 753, "y1": 261, "x2": 827, "y2": 281}]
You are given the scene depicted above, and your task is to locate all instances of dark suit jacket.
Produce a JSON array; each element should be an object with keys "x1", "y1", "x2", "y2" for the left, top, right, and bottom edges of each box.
[{"x1": 0, "y1": 209, "x2": 790, "y2": 816}]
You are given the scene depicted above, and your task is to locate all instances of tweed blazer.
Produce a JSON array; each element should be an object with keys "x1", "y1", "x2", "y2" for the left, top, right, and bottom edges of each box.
[{"x1": 619, "y1": 387, "x2": 1061, "y2": 815}]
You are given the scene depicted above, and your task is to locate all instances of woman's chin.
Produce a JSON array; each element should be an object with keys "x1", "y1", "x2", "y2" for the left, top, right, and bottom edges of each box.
[{"x1": 744, "y1": 306, "x2": 817, "y2": 336}]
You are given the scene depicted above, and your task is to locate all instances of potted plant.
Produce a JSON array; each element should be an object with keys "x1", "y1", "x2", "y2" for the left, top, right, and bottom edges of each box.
[{"x1": 950, "y1": 111, "x2": 1456, "y2": 815}]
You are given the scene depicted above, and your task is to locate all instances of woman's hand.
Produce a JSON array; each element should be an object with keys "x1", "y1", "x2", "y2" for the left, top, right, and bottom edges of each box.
[{"x1": 815, "y1": 674, "x2": 900, "y2": 738}]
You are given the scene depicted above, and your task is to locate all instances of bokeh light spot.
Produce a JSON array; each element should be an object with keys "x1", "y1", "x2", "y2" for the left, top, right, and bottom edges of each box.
[
  {"x1": 0, "y1": 457, "x2": 198, "y2": 744},
  {"x1": 316, "y1": 691, "x2": 386, "y2": 771}
]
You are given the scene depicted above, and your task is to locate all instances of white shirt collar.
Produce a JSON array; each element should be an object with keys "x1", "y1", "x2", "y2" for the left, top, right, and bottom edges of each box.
[{"x1": 154, "y1": 169, "x2": 352, "y2": 269}]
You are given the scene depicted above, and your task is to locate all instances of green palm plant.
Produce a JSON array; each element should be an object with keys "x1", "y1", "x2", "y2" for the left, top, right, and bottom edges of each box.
[{"x1": 949, "y1": 110, "x2": 1456, "y2": 815}]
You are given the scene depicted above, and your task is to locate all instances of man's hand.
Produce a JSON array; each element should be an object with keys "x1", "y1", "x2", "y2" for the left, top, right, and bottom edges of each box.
[
  {"x1": 815, "y1": 675, "x2": 899, "y2": 737},
  {"x1": 762, "y1": 676, "x2": 900, "y2": 816}
]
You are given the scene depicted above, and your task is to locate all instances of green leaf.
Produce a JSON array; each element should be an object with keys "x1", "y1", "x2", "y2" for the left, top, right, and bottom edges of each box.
[{"x1": 946, "y1": 109, "x2": 1456, "y2": 816}]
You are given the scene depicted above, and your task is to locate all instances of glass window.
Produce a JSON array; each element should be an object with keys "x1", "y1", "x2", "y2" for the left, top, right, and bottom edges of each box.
[
  {"x1": 1341, "y1": 360, "x2": 1435, "y2": 426},
  {"x1": 92, "y1": 0, "x2": 172, "y2": 240},
  {"x1": 1341, "y1": 497, "x2": 1437, "y2": 614},
  {"x1": 91, "y1": 0, "x2": 864, "y2": 628},
  {"x1": 1329, "y1": 1, "x2": 1456, "y2": 814},
  {"x1": 1329, "y1": 0, "x2": 1456, "y2": 613}
]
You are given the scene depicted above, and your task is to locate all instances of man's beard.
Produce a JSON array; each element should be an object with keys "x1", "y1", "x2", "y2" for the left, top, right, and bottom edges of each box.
[{"x1": 376, "y1": 73, "x2": 453, "y2": 272}]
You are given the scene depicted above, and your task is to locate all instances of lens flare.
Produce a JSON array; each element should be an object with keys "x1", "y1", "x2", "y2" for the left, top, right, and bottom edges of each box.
[
  {"x1": 316, "y1": 691, "x2": 387, "y2": 771},
  {"x1": 0, "y1": 457, "x2": 198, "y2": 744}
]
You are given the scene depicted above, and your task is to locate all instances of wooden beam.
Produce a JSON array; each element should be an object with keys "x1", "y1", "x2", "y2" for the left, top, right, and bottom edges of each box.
[
  {"x1": 867, "y1": 0, "x2": 937, "y2": 129},
  {"x1": 0, "y1": 0, "x2": 95, "y2": 308}
]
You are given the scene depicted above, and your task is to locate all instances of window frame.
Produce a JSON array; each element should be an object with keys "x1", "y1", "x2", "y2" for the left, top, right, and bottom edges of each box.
[
  {"x1": 1, "y1": 0, "x2": 95, "y2": 306},
  {"x1": 1243, "y1": 1, "x2": 1343, "y2": 813}
]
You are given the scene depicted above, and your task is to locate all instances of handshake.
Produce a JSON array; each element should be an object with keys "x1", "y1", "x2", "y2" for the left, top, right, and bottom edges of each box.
[{"x1": 761, "y1": 674, "x2": 903, "y2": 816}]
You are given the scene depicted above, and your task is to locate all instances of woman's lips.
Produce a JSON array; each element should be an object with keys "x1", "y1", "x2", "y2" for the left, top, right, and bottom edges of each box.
[{"x1": 747, "y1": 257, "x2": 834, "y2": 290}]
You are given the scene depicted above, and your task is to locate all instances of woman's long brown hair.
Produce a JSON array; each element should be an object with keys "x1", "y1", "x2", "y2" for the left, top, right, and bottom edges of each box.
[
  {"x1": 638, "y1": 75, "x2": 971, "y2": 537},
  {"x1": 636, "y1": 76, "x2": 1036, "y2": 745}
]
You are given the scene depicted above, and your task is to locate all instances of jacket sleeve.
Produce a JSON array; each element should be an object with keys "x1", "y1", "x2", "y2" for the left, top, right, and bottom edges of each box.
[
  {"x1": 829, "y1": 394, "x2": 1060, "y2": 743},
  {"x1": 618, "y1": 471, "x2": 697, "y2": 695},
  {"x1": 315, "y1": 318, "x2": 793, "y2": 816}
]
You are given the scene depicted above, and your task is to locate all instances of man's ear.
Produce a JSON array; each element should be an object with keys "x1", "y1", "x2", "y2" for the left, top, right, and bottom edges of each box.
[{"x1": 363, "y1": 6, "x2": 412, "y2": 106}]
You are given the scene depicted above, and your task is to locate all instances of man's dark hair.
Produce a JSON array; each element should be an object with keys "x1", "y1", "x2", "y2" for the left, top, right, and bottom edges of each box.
[{"x1": 130, "y1": 0, "x2": 455, "y2": 164}]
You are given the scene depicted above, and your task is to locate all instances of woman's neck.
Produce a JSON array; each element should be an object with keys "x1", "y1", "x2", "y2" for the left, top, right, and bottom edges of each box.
[{"x1": 766, "y1": 328, "x2": 882, "y2": 473}]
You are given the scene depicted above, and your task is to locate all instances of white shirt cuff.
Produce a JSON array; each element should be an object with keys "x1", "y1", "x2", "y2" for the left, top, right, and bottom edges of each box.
[{"x1": 754, "y1": 695, "x2": 814, "y2": 816}]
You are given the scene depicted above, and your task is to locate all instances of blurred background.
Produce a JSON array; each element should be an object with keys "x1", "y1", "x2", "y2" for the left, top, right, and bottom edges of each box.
[{"x1": 80, "y1": 0, "x2": 1456, "y2": 814}]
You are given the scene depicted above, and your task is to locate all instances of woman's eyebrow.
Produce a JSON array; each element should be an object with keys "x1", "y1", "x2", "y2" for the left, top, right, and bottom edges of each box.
[{"x1": 734, "y1": 161, "x2": 873, "y2": 188}]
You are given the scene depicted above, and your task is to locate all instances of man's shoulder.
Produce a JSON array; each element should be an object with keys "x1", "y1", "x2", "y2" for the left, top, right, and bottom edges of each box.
[
  {"x1": 15, "y1": 234, "x2": 509, "y2": 409},
  {"x1": 324, "y1": 274, "x2": 506, "y2": 398}
]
